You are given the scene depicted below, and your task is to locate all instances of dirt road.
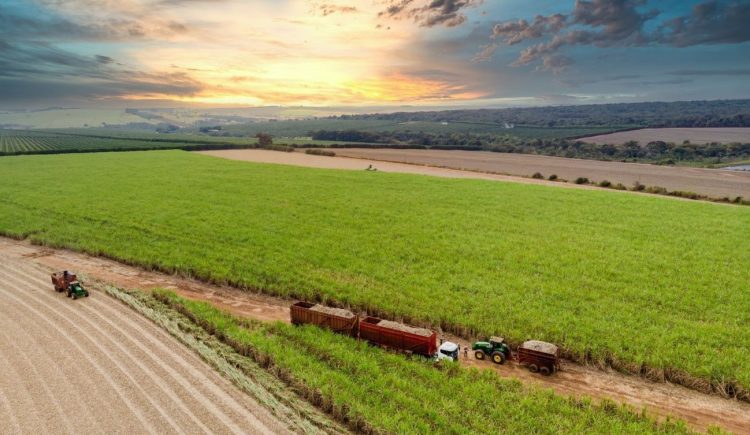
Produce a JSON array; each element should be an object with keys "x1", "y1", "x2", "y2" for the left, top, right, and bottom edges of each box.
[
  {"x1": 331, "y1": 148, "x2": 750, "y2": 199},
  {"x1": 2, "y1": 237, "x2": 749, "y2": 434},
  {"x1": 0, "y1": 247, "x2": 298, "y2": 434}
]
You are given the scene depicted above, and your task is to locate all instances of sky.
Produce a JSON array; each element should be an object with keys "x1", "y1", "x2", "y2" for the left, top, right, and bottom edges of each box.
[{"x1": 1, "y1": 0, "x2": 750, "y2": 108}]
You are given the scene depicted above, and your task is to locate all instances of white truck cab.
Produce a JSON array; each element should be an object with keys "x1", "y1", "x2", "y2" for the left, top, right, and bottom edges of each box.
[{"x1": 436, "y1": 341, "x2": 459, "y2": 361}]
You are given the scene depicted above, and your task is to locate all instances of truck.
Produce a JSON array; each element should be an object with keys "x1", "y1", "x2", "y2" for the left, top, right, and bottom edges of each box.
[
  {"x1": 471, "y1": 336, "x2": 511, "y2": 364},
  {"x1": 289, "y1": 303, "x2": 459, "y2": 361},
  {"x1": 517, "y1": 340, "x2": 559, "y2": 375},
  {"x1": 290, "y1": 301, "x2": 358, "y2": 335},
  {"x1": 51, "y1": 271, "x2": 89, "y2": 300}
]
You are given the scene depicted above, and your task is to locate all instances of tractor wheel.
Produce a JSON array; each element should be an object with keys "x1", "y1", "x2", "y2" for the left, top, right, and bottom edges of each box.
[
  {"x1": 539, "y1": 366, "x2": 551, "y2": 376},
  {"x1": 72, "y1": 293, "x2": 77, "y2": 300},
  {"x1": 491, "y1": 351, "x2": 506, "y2": 365},
  {"x1": 474, "y1": 350, "x2": 485, "y2": 360},
  {"x1": 67, "y1": 289, "x2": 71, "y2": 298},
  {"x1": 85, "y1": 292, "x2": 89, "y2": 297},
  {"x1": 528, "y1": 364, "x2": 539, "y2": 373}
]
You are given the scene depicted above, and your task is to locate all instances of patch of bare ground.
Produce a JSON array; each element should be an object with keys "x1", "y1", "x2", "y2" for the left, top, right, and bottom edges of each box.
[
  {"x1": 329, "y1": 148, "x2": 750, "y2": 199},
  {"x1": 0, "y1": 243, "x2": 320, "y2": 435},
  {"x1": 580, "y1": 128, "x2": 750, "y2": 145},
  {"x1": 3, "y1": 237, "x2": 749, "y2": 434}
]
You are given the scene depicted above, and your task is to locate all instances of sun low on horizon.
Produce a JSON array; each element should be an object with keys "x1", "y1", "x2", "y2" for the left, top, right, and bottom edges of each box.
[{"x1": 2, "y1": 0, "x2": 750, "y2": 108}]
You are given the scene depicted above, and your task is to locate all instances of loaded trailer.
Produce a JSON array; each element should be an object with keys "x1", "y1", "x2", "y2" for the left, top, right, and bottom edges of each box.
[
  {"x1": 290, "y1": 301, "x2": 358, "y2": 335},
  {"x1": 51, "y1": 271, "x2": 89, "y2": 299},
  {"x1": 517, "y1": 340, "x2": 560, "y2": 375},
  {"x1": 290, "y1": 302, "x2": 459, "y2": 361}
]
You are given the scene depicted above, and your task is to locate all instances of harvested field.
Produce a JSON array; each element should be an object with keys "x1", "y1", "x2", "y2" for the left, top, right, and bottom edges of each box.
[
  {"x1": 580, "y1": 127, "x2": 750, "y2": 145},
  {"x1": 330, "y1": 148, "x2": 750, "y2": 199},
  {"x1": 3, "y1": 236, "x2": 750, "y2": 433},
  {"x1": 0, "y1": 253, "x2": 297, "y2": 434}
]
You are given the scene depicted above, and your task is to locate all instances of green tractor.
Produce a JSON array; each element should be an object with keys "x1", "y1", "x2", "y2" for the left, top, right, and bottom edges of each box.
[
  {"x1": 51, "y1": 271, "x2": 90, "y2": 300},
  {"x1": 472, "y1": 336, "x2": 511, "y2": 364}
]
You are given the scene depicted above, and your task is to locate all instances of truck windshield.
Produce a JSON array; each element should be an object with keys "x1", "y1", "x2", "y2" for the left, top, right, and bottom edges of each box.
[{"x1": 440, "y1": 349, "x2": 458, "y2": 359}]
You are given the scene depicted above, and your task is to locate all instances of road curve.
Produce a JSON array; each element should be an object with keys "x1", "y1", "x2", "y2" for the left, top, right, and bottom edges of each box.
[{"x1": 0, "y1": 257, "x2": 294, "y2": 435}]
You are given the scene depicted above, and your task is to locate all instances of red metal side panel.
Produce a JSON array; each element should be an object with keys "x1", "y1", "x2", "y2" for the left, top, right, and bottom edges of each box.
[
  {"x1": 358, "y1": 317, "x2": 437, "y2": 356},
  {"x1": 289, "y1": 302, "x2": 358, "y2": 335}
]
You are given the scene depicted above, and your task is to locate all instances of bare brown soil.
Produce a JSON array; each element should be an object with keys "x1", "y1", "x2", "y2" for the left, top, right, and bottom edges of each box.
[
  {"x1": 581, "y1": 127, "x2": 750, "y2": 145},
  {"x1": 3, "y1": 237, "x2": 749, "y2": 434},
  {"x1": 0, "y1": 245, "x2": 299, "y2": 434},
  {"x1": 331, "y1": 148, "x2": 750, "y2": 199},
  {"x1": 197, "y1": 149, "x2": 594, "y2": 190}
]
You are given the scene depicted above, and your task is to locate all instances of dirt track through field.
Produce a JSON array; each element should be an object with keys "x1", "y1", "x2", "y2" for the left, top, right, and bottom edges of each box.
[
  {"x1": 0, "y1": 245, "x2": 297, "y2": 435},
  {"x1": 330, "y1": 148, "x2": 750, "y2": 199},
  {"x1": 2, "y1": 237, "x2": 750, "y2": 434}
]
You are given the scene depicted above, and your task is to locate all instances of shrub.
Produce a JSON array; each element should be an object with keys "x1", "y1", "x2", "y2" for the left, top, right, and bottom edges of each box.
[
  {"x1": 574, "y1": 177, "x2": 590, "y2": 185},
  {"x1": 613, "y1": 183, "x2": 627, "y2": 190},
  {"x1": 598, "y1": 180, "x2": 612, "y2": 188},
  {"x1": 645, "y1": 185, "x2": 668, "y2": 195},
  {"x1": 548, "y1": 174, "x2": 558, "y2": 181},
  {"x1": 305, "y1": 149, "x2": 336, "y2": 157},
  {"x1": 632, "y1": 181, "x2": 646, "y2": 191},
  {"x1": 531, "y1": 172, "x2": 544, "y2": 179}
]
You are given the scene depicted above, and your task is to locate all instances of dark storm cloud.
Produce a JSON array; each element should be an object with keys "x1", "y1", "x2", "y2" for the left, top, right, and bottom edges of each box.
[
  {"x1": 0, "y1": 40, "x2": 203, "y2": 103},
  {"x1": 481, "y1": 0, "x2": 750, "y2": 72},
  {"x1": 658, "y1": 0, "x2": 750, "y2": 46},
  {"x1": 0, "y1": 3, "x2": 190, "y2": 42},
  {"x1": 379, "y1": 0, "x2": 480, "y2": 28}
]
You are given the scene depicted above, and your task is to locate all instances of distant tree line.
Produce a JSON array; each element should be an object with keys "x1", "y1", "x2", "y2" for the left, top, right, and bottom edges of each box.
[
  {"x1": 310, "y1": 130, "x2": 750, "y2": 163},
  {"x1": 338, "y1": 99, "x2": 750, "y2": 128}
]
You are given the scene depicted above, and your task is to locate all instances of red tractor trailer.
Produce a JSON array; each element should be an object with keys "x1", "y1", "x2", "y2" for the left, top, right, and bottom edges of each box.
[{"x1": 290, "y1": 302, "x2": 458, "y2": 360}]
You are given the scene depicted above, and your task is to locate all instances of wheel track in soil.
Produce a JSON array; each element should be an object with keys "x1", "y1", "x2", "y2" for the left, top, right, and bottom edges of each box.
[
  {"x1": 9, "y1": 260, "x2": 274, "y2": 435},
  {"x1": 0, "y1": 269, "x2": 158, "y2": 434},
  {"x1": 2, "y1": 237, "x2": 750, "y2": 434},
  {"x1": 16, "y1": 262, "x2": 261, "y2": 434},
  {"x1": 0, "y1": 269, "x2": 192, "y2": 434},
  {"x1": 0, "y1": 255, "x2": 296, "y2": 435}
]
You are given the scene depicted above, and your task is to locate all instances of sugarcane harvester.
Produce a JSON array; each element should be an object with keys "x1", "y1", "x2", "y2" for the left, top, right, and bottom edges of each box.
[{"x1": 51, "y1": 270, "x2": 89, "y2": 299}]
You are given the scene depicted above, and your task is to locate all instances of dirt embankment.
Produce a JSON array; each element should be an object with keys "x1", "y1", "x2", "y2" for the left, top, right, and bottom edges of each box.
[{"x1": 2, "y1": 237, "x2": 749, "y2": 434}]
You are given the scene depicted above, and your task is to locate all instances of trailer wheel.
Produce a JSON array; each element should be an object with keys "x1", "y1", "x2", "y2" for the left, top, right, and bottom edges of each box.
[
  {"x1": 474, "y1": 350, "x2": 485, "y2": 360},
  {"x1": 491, "y1": 351, "x2": 506, "y2": 365},
  {"x1": 528, "y1": 364, "x2": 539, "y2": 373},
  {"x1": 539, "y1": 366, "x2": 551, "y2": 376}
]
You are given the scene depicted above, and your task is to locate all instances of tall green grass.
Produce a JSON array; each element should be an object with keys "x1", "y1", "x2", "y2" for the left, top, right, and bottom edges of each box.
[
  {"x1": 155, "y1": 290, "x2": 690, "y2": 434},
  {"x1": 0, "y1": 151, "x2": 748, "y2": 398}
]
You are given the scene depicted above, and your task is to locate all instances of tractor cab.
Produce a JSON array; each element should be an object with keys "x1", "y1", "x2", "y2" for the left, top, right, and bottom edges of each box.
[
  {"x1": 472, "y1": 336, "x2": 511, "y2": 364},
  {"x1": 436, "y1": 341, "x2": 459, "y2": 361}
]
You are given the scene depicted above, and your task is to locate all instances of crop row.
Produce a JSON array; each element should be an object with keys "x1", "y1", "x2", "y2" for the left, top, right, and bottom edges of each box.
[
  {"x1": 154, "y1": 289, "x2": 689, "y2": 434},
  {"x1": 0, "y1": 151, "x2": 748, "y2": 401}
]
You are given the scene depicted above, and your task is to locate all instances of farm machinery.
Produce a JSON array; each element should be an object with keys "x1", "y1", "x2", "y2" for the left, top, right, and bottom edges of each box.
[
  {"x1": 51, "y1": 271, "x2": 89, "y2": 299},
  {"x1": 472, "y1": 336, "x2": 512, "y2": 364},
  {"x1": 473, "y1": 337, "x2": 559, "y2": 375}
]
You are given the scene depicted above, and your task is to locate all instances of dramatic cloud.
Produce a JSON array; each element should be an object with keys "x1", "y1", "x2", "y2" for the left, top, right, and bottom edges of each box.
[
  {"x1": 379, "y1": 0, "x2": 481, "y2": 28},
  {"x1": 317, "y1": 4, "x2": 359, "y2": 16},
  {"x1": 658, "y1": 0, "x2": 750, "y2": 46},
  {"x1": 481, "y1": 0, "x2": 750, "y2": 72}
]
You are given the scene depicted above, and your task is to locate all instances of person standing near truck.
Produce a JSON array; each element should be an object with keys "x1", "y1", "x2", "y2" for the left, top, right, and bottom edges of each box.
[{"x1": 463, "y1": 345, "x2": 468, "y2": 359}]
